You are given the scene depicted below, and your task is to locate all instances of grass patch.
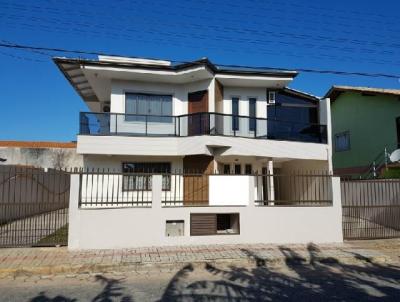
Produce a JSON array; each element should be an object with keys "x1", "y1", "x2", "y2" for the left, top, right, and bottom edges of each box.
[{"x1": 36, "y1": 224, "x2": 68, "y2": 246}]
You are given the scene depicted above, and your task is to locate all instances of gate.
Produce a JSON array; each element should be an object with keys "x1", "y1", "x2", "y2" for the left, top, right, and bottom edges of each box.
[
  {"x1": 0, "y1": 166, "x2": 69, "y2": 247},
  {"x1": 341, "y1": 178, "x2": 400, "y2": 240}
]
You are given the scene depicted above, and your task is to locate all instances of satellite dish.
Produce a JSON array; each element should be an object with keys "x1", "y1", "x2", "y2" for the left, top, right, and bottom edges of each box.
[{"x1": 389, "y1": 149, "x2": 400, "y2": 162}]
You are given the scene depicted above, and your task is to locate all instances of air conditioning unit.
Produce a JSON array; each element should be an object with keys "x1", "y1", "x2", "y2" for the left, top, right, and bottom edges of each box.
[
  {"x1": 268, "y1": 91, "x2": 276, "y2": 104},
  {"x1": 102, "y1": 103, "x2": 110, "y2": 113}
]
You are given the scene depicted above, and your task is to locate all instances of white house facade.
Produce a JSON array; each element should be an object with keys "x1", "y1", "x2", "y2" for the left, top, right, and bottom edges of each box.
[
  {"x1": 54, "y1": 55, "x2": 341, "y2": 249},
  {"x1": 55, "y1": 56, "x2": 332, "y2": 176}
]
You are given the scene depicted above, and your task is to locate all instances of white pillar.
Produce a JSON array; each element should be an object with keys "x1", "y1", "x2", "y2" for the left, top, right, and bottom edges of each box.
[
  {"x1": 152, "y1": 175, "x2": 163, "y2": 208},
  {"x1": 268, "y1": 160, "x2": 275, "y2": 202},
  {"x1": 68, "y1": 174, "x2": 81, "y2": 250}
]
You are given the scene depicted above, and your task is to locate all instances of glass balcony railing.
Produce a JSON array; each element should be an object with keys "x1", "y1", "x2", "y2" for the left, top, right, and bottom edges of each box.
[{"x1": 79, "y1": 112, "x2": 327, "y2": 144}]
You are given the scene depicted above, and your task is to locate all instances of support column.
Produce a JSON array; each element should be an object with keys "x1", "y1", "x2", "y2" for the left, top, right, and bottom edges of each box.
[
  {"x1": 267, "y1": 160, "x2": 275, "y2": 204},
  {"x1": 152, "y1": 175, "x2": 163, "y2": 208}
]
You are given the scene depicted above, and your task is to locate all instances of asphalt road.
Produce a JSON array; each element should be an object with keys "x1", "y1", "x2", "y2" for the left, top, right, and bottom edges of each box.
[{"x1": 1, "y1": 257, "x2": 400, "y2": 302}]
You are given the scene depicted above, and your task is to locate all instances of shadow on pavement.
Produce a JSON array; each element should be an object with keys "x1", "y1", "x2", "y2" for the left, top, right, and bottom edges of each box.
[
  {"x1": 27, "y1": 244, "x2": 400, "y2": 301},
  {"x1": 29, "y1": 275, "x2": 134, "y2": 302},
  {"x1": 158, "y1": 243, "x2": 400, "y2": 301}
]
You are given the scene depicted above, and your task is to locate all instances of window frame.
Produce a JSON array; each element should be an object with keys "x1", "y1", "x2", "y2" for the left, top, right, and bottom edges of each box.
[
  {"x1": 248, "y1": 97, "x2": 257, "y2": 132},
  {"x1": 122, "y1": 162, "x2": 171, "y2": 191},
  {"x1": 231, "y1": 97, "x2": 240, "y2": 131},
  {"x1": 124, "y1": 92, "x2": 173, "y2": 122},
  {"x1": 334, "y1": 131, "x2": 351, "y2": 152}
]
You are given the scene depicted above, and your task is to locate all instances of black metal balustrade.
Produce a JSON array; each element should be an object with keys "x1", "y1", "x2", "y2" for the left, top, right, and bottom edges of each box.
[{"x1": 80, "y1": 112, "x2": 327, "y2": 143}]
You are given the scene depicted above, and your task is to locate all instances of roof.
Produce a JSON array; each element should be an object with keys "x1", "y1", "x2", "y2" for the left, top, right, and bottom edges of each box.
[
  {"x1": 0, "y1": 141, "x2": 77, "y2": 149},
  {"x1": 325, "y1": 85, "x2": 400, "y2": 101},
  {"x1": 283, "y1": 87, "x2": 321, "y2": 102},
  {"x1": 53, "y1": 56, "x2": 298, "y2": 104}
]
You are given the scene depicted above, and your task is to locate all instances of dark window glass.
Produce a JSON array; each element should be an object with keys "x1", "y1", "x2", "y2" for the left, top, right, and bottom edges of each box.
[
  {"x1": 122, "y1": 162, "x2": 171, "y2": 191},
  {"x1": 249, "y1": 98, "x2": 256, "y2": 131},
  {"x1": 334, "y1": 132, "x2": 350, "y2": 152},
  {"x1": 232, "y1": 97, "x2": 239, "y2": 131},
  {"x1": 125, "y1": 93, "x2": 172, "y2": 122},
  {"x1": 223, "y1": 164, "x2": 231, "y2": 175},
  {"x1": 245, "y1": 164, "x2": 252, "y2": 175},
  {"x1": 234, "y1": 164, "x2": 241, "y2": 175}
]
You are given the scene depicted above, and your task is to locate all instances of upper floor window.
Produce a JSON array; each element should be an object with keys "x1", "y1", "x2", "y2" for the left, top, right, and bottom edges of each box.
[
  {"x1": 232, "y1": 97, "x2": 239, "y2": 131},
  {"x1": 125, "y1": 93, "x2": 172, "y2": 122},
  {"x1": 335, "y1": 132, "x2": 350, "y2": 152},
  {"x1": 249, "y1": 98, "x2": 257, "y2": 131}
]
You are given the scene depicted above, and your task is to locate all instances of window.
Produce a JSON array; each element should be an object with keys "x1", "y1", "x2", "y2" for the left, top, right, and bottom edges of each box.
[
  {"x1": 234, "y1": 164, "x2": 241, "y2": 175},
  {"x1": 122, "y1": 162, "x2": 171, "y2": 191},
  {"x1": 334, "y1": 132, "x2": 350, "y2": 152},
  {"x1": 125, "y1": 93, "x2": 172, "y2": 122},
  {"x1": 249, "y1": 98, "x2": 257, "y2": 131},
  {"x1": 232, "y1": 97, "x2": 239, "y2": 131},
  {"x1": 223, "y1": 164, "x2": 231, "y2": 175},
  {"x1": 268, "y1": 91, "x2": 276, "y2": 104},
  {"x1": 245, "y1": 164, "x2": 252, "y2": 175}
]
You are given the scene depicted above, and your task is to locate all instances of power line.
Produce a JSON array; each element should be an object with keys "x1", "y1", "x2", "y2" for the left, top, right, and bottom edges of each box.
[
  {"x1": 0, "y1": 41, "x2": 399, "y2": 79},
  {"x1": 1, "y1": 0, "x2": 399, "y2": 49},
  {"x1": 1, "y1": 12, "x2": 400, "y2": 68}
]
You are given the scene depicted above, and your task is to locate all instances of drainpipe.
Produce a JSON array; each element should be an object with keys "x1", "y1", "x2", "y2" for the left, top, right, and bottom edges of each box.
[
  {"x1": 384, "y1": 147, "x2": 388, "y2": 171},
  {"x1": 372, "y1": 161, "x2": 377, "y2": 178}
]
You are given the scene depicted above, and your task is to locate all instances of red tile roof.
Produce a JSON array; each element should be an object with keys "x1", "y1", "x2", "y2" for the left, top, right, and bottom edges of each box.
[{"x1": 0, "y1": 141, "x2": 76, "y2": 149}]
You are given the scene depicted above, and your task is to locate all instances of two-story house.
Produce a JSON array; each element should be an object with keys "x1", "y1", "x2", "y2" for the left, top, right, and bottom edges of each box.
[
  {"x1": 53, "y1": 55, "x2": 344, "y2": 249},
  {"x1": 54, "y1": 56, "x2": 332, "y2": 182},
  {"x1": 326, "y1": 86, "x2": 400, "y2": 177}
]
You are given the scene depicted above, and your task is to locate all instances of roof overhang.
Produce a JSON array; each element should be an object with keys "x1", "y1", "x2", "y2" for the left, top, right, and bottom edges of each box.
[
  {"x1": 54, "y1": 56, "x2": 298, "y2": 104},
  {"x1": 325, "y1": 85, "x2": 400, "y2": 102},
  {"x1": 215, "y1": 73, "x2": 293, "y2": 88}
]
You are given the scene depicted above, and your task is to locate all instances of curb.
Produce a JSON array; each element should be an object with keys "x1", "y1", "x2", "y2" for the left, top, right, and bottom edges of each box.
[{"x1": 0, "y1": 253, "x2": 392, "y2": 279}]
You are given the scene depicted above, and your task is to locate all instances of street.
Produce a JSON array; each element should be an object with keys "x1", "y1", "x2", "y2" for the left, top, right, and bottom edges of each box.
[{"x1": 1, "y1": 243, "x2": 400, "y2": 302}]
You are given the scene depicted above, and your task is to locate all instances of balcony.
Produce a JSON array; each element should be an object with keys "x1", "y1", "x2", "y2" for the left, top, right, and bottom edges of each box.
[{"x1": 80, "y1": 112, "x2": 327, "y2": 144}]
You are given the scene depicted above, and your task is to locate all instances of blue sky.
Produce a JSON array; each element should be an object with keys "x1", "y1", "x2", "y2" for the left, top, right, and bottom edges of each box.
[{"x1": 0, "y1": 0, "x2": 399, "y2": 141}]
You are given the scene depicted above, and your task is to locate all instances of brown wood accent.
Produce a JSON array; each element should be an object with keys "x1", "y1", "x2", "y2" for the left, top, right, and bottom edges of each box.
[
  {"x1": 190, "y1": 213, "x2": 217, "y2": 236},
  {"x1": 183, "y1": 155, "x2": 214, "y2": 206},
  {"x1": 188, "y1": 90, "x2": 209, "y2": 135},
  {"x1": 214, "y1": 79, "x2": 224, "y2": 112}
]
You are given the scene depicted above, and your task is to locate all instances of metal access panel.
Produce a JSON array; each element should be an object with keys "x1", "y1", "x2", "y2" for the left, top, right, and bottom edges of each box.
[{"x1": 165, "y1": 220, "x2": 185, "y2": 237}]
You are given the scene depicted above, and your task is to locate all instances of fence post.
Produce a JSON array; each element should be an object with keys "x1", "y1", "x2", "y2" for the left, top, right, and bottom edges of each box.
[
  {"x1": 68, "y1": 173, "x2": 81, "y2": 249},
  {"x1": 152, "y1": 175, "x2": 163, "y2": 208},
  {"x1": 331, "y1": 176, "x2": 344, "y2": 242},
  {"x1": 248, "y1": 175, "x2": 255, "y2": 208}
]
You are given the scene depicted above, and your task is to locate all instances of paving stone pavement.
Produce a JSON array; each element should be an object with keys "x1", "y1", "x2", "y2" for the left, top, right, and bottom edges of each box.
[{"x1": 0, "y1": 241, "x2": 396, "y2": 279}]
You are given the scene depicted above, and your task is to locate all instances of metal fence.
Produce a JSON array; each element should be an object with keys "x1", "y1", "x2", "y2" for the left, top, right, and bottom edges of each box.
[
  {"x1": 0, "y1": 166, "x2": 70, "y2": 247},
  {"x1": 254, "y1": 173, "x2": 333, "y2": 206},
  {"x1": 77, "y1": 171, "x2": 333, "y2": 208},
  {"x1": 79, "y1": 171, "x2": 152, "y2": 207},
  {"x1": 341, "y1": 178, "x2": 400, "y2": 240}
]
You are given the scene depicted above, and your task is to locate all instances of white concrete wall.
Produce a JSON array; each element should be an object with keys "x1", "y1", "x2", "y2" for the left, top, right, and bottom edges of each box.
[
  {"x1": 209, "y1": 175, "x2": 251, "y2": 206},
  {"x1": 77, "y1": 135, "x2": 330, "y2": 161},
  {"x1": 0, "y1": 147, "x2": 83, "y2": 169},
  {"x1": 319, "y1": 98, "x2": 333, "y2": 171},
  {"x1": 68, "y1": 175, "x2": 343, "y2": 250}
]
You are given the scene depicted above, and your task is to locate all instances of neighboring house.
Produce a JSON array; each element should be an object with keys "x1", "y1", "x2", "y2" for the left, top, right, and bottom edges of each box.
[
  {"x1": 326, "y1": 86, "x2": 400, "y2": 176},
  {"x1": 0, "y1": 141, "x2": 83, "y2": 169},
  {"x1": 53, "y1": 55, "x2": 343, "y2": 249},
  {"x1": 54, "y1": 56, "x2": 332, "y2": 177}
]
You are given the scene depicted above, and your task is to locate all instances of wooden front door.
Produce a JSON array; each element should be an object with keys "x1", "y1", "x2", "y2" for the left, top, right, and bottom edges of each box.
[
  {"x1": 188, "y1": 90, "x2": 209, "y2": 136},
  {"x1": 183, "y1": 155, "x2": 213, "y2": 206}
]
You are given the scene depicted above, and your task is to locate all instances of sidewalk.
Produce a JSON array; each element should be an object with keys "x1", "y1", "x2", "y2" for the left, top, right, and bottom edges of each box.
[{"x1": 0, "y1": 241, "x2": 396, "y2": 278}]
